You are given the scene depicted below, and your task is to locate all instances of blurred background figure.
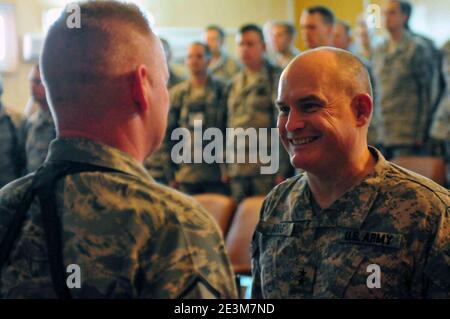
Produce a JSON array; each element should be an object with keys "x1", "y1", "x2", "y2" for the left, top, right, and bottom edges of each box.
[
  {"x1": 161, "y1": 37, "x2": 185, "y2": 88},
  {"x1": 430, "y1": 40, "x2": 450, "y2": 186},
  {"x1": 300, "y1": 6, "x2": 335, "y2": 49},
  {"x1": 372, "y1": 0, "x2": 433, "y2": 159},
  {"x1": 167, "y1": 42, "x2": 228, "y2": 195},
  {"x1": 267, "y1": 20, "x2": 300, "y2": 68},
  {"x1": 333, "y1": 20, "x2": 355, "y2": 52},
  {"x1": 0, "y1": 75, "x2": 25, "y2": 188},
  {"x1": 204, "y1": 25, "x2": 241, "y2": 82},
  {"x1": 332, "y1": 19, "x2": 380, "y2": 148},
  {"x1": 22, "y1": 64, "x2": 56, "y2": 173}
]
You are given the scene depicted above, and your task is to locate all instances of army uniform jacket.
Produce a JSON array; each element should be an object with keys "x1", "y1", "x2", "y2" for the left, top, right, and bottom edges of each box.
[
  {"x1": 208, "y1": 54, "x2": 241, "y2": 83},
  {"x1": 22, "y1": 109, "x2": 56, "y2": 173},
  {"x1": 252, "y1": 147, "x2": 449, "y2": 298},
  {"x1": 226, "y1": 62, "x2": 291, "y2": 178},
  {"x1": 0, "y1": 104, "x2": 25, "y2": 188},
  {"x1": 372, "y1": 31, "x2": 433, "y2": 146},
  {"x1": 0, "y1": 138, "x2": 237, "y2": 298},
  {"x1": 167, "y1": 76, "x2": 228, "y2": 184}
]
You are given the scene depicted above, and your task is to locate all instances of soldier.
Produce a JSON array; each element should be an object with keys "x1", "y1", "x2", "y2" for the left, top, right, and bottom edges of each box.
[
  {"x1": 333, "y1": 20, "x2": 380, "y2": 147},
  {"x1": 0, "y1": 77, "x2": 25, "y2": 188},
  {"x1": 204, "y1": 25, "x2": 241, "y2": 82},
  {"x1": 430, "y1": 40, "x2": 450, "y2": 185},
  {"x1": 251, "y1": 48, "x2": 449, "y2": 298},
  {"x1": 143, "y1": 38, "x2": 184, "y2": 184},
  {"x1": 267, "y1": 21, "x2": 300, "y2": 69},
  {"x1": 22, "y1": 64, "x2": 56, "y2": 173},
  {"x1": 0, "y1": 1, "x2": 237, "y2": 299},
  {"x1": 168, "y1": 42, "x2": 228, "y2": 194},
  {"x1": 226, "y1": 24, "x2": 291, "y2": 204},
  {"x1": 300, "y1": 6, "x2": 335, "y2": 49},
  {"x1": 372, "y1": 0, "x2": 433, "y2": 159}
]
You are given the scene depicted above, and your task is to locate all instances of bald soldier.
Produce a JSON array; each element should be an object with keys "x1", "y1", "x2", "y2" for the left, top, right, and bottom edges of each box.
[
  {"x1": 0, "y1": 1, "x2": 237, "y2": 299},
  {"x1": 251, "y1": 48, "x2": 449, "y2": 298}
]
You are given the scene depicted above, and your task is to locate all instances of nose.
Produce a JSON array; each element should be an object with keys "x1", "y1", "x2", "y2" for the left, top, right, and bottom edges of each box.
[{"x1": 285, "y1": 108, "x2": 306, "y2": 132}]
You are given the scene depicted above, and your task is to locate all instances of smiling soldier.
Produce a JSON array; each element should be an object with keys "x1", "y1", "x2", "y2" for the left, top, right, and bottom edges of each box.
[{"x1": 251, "y1": 47, "x2": 449, "y2": 299}]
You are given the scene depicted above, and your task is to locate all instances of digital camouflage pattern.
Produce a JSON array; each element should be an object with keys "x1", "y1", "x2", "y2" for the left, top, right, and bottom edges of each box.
[
  {"x1": 0, "y1": 138, "x2": 237, "y2": 298},
  {"x1": 430, "y1": 40, "x2": 450, "y2": 141},
  {"x1": 22, "y1": 108, "x2": 56, "y2": 173},
  {"x1": 167, "y1": 76, "x2": 228, "y2": 186},
  {"x1": 252, "y1": 147, "x2": 449, "y2": 298},
  {"x1": 0, "y1": 104, "x2": 25, "y2": 188},
  {"x1": 372, "y1": 31, "x2": 433, "y2": 147},
  {"x1": 208, "y1": 54, "x2": 241, "y2": 83},
  {"x1": 226, "y1": 60, "x2": 291, "y2": 178}
]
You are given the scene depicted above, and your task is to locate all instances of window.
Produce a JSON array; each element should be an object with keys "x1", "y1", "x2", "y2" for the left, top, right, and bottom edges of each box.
[{"x1": 0, "y1": 4, "x2": 18, "y2": 73}]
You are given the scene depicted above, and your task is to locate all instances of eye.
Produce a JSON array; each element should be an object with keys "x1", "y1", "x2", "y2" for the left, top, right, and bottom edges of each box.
[{"x1": 302, "y1": 103, "x2": 320, "y2": 113}]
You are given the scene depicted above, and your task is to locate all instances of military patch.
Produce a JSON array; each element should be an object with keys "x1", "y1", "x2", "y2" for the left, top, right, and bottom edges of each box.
[
  {"x1": 339, "y1": 229, "x2": 402, "y2": 249},
  {"x1": 256, "y1": 221, "x2": 294, "y2": 237},
  {"x1": 287, "y1": 265, "x2": 316, "y2": 295}
]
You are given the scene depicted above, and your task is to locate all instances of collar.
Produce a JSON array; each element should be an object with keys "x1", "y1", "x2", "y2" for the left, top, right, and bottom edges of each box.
[
  {"x1": 292, "y1": 147, "x2": 389, "y2": 229},
  {"x1": 46, "y1": 137, "x2": 154, "y2": 182}
]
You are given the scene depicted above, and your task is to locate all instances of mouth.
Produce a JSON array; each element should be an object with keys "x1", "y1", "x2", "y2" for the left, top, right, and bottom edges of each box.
[{"x1": 288, "y1": 136, "x2": 320, "y2": 147}]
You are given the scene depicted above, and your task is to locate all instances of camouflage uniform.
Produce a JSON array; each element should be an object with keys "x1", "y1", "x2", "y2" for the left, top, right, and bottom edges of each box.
[
  {"x1": 0, "y1": 137, "x2": 238, "y2": 298},
  {"x1": 143, "y1": 68, "x2": 184, "y2": 185},
  {"x1": 22, "y1": 108, "x2": 56, "y2": 173},
  {"x1": 430, "y1": 41, "x2": 450, "y2": 185},
  {"x1": 251, "y1": 147, "x2": 449, "y2": 298},
  {"x1": 208, "y1": 54, "x2": 241, "y2": 83},
  {"x1": 0, "y1": 104, "x2": 25, "y2": 188},
  {"x1": 227, "y1": 61, "x2": 292, "y2": 203},
  {"x1": 167, "y1": 76, "x2": 228, "y2": 195},
  {"x1": 372, "y1": 31, "x2": 433, "y2": 158}
]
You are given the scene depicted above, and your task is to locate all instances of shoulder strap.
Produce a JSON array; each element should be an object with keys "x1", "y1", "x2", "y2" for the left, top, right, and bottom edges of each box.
[{"x1": 0, "y1": 160, "x2": 124, "y2": 299}]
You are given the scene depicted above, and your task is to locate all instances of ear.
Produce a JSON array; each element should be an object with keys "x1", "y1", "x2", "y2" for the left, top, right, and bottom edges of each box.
[
  {"x1": 351, "y1": 93, "x2": 373, "y2": 127},
  {"x1": 131, "y1": 64, "x2": 151, "y2": 114}
]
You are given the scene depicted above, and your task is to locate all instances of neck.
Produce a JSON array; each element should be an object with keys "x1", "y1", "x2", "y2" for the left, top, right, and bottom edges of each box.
[
  {"x1": 307, "y1": 146, "x2": 375, "y2": 209},
  {"x1": 389, "y1": 28, "x2": 404, "y2": 43},
  {"x1": 190, "y1": 73, "x2": 208, "y2": 86},
  {"x1": 57, "y1": 114, "x2": 147, "y2": 163},
  {"x1": 246, "y1": 60, "x2": 264, "y2": 73}
]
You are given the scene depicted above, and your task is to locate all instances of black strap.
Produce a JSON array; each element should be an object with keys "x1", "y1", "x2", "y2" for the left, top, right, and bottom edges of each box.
[
  {"x1": 3, "y1": 112, "x2": 22, "y2": 177},
  {"x1": 0, "y1": 160, "x2": 124, "y2": 299}
]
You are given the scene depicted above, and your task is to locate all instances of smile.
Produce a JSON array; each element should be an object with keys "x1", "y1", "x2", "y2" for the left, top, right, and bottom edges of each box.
[{"x1": 288, "y1": 136, "x2": 320, "y2": 146}]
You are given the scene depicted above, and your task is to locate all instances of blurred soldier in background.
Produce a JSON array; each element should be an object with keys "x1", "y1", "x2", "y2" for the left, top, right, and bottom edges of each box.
[
  {"x1": 372, "y1": 0, "x2": 433, "y2": 159},
  {"x1": 226, "y1": 24, "x2": 291, "y2": 203},
  {"x1": 21, "y1": 64, "x2": 56, "y2": 173},
  {"x1": 0, "y1": 76, "x2": 25, "y2": 188},
  {"x1": 300, "y1": 6, "x2": 335, "y2": 49},
  {"x1": 204, "y1": 25, "x2": 241, "y2": 82},
  {"x1": 168, "y1": 42, "x2": 228, "y2": 194},
  {"x1": 267, "y1": 21, "x2": 300, "y2": 69}
]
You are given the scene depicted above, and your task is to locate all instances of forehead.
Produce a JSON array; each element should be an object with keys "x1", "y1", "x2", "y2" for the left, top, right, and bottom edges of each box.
[
  {"x1": 188, "y1": 44, "x2": 206, "y2": 54},
  {"x1": 386, "y1": 1, "x2": 401, "y2": 12},
  {"x1": 301, "y1": 12, "x2": 325, "y2": 26},
  {"x1": 238, "y1": 30, "x2": 262, "y2": 43},
  {"x1": 206, "y1": 29, "x2": 220, "y2": 37},
  {"x1": 272, "y1": 25, "x2": 287, "y2": 34}
]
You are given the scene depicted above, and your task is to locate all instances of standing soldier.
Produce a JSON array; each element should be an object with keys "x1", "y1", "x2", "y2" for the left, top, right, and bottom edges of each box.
[
  {"x1": 227, "y1": 24, "x2": 291, "y2": 203},
  {"x1": 0, "y1": 77, "x2": 25, "y2": 188},
  {"x1": 143, "y1": 38, "x2": 184, "y2": 184},
  {"x1": 204, "y1": 25, "x2": 241, "y2": 83},
  {"x1": 372, "y1": 0, "x2": 432, "y2": 159},
  {"x1": 22, "y1": 64, "x2": 56, "y2": 173},
  {"x1": 168, "y1": 42, "x2": 228, "y2": 194},
  {"x1": 267, "y1": 21, "x2": 300, "y2": 69}
]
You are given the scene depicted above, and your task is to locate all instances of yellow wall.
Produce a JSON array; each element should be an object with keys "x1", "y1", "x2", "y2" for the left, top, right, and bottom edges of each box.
[{"x1": 294, "y1": 0, "x2": 365, "y2": 51}]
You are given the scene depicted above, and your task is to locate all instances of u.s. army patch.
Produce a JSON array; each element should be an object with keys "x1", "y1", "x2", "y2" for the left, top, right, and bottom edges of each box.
[{"x1": 339, "y1": 229, "x2": 402, "y2": 249}]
